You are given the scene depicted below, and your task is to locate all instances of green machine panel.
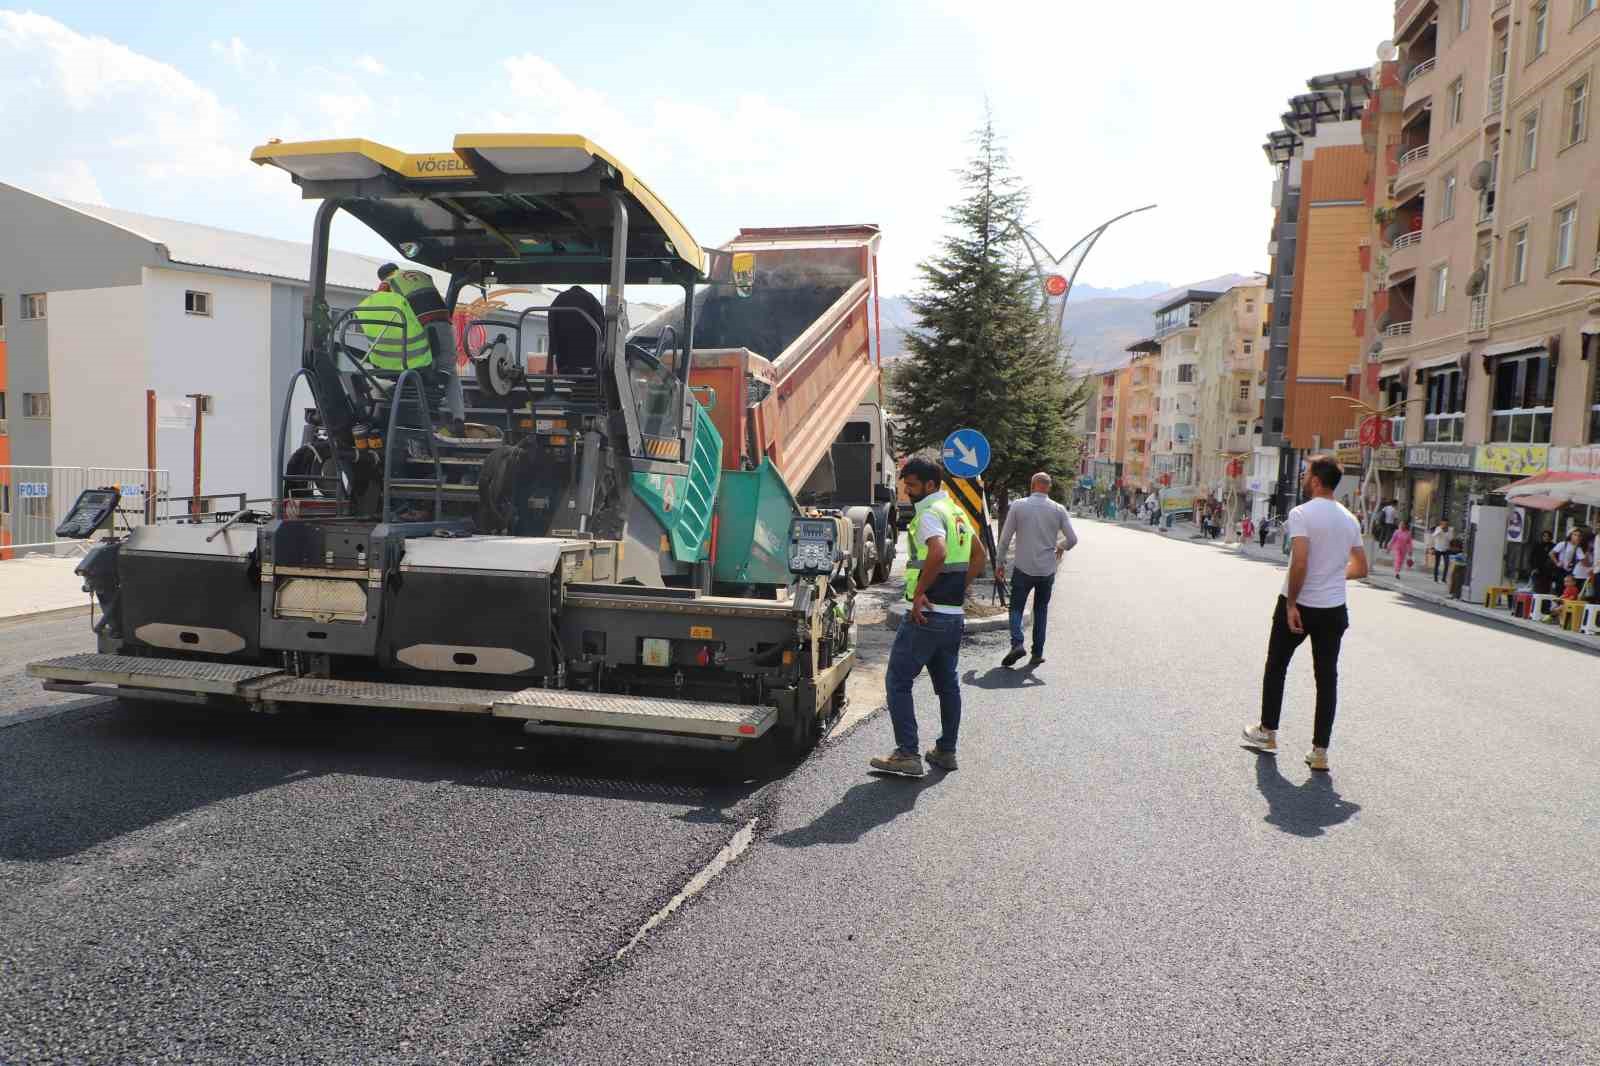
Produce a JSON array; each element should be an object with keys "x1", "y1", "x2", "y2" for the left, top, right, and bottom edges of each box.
[
  {"x1": 631, "y1": 397, "x2": 723, "y2": 563},
  {"x1": 713, "y1": 459, "x2": 799, "y2": 588}
]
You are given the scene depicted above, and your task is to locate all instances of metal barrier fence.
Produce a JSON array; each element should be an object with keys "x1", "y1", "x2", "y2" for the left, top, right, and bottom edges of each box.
[{"x1": 0, "y1": 466, "x2": 173, "y2": 557}]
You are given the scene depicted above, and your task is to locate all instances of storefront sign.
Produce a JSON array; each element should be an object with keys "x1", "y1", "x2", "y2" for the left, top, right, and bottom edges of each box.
[
  {"x1": 1374, "y1": 446, "x2": 1404, "y2": 472},
  {"x1": 1548, "y1": 445, "x2": 1600, "y2": 475},
  {"x1": 1404, "y1": 443, "x2": 1475, "y2": 470},
  {"x1": 1474, "y1": 444, "x2": 1548, "y2": 477},
  {"x1": 1507, "y1": 506, "x2": 1526, "y2": 543},
  {"x1": 1334, "y1": 442, "x2": 1362, "y2": 469}
]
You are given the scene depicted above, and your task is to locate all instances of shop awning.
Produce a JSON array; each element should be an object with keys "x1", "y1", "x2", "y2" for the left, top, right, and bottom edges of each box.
[
  {"x1": 1509, "y1": 494, "x2": 1567, "y2": 510},
  {"x1": 1504, "y1": 471, "x2": 1600, "y2": 507},
  {"x1": 1412, "y1": 350, "x2": 1468, "y2": 371},
  {"x1": 1581, "y1": 320, "x2": 1600, "y2": 336},
  {"x1": 1483, "y1": 335, "x2": 1548, "y2": 358}
]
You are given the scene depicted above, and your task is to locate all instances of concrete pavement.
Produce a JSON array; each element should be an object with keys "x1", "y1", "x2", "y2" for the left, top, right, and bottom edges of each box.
[{"x1": 0, "y1": 555, "x2": 88, "y2": 621}]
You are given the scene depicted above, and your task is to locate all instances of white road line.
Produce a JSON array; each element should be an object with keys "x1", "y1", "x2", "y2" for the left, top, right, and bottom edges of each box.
[{"x1": 616, "y1": 816, "x2": 758, "y2": 961}]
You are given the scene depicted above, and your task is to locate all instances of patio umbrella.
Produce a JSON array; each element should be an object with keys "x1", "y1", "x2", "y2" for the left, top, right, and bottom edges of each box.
[{"x1": 1503, "y1": 471, "x2": 1600, "y2": 507}]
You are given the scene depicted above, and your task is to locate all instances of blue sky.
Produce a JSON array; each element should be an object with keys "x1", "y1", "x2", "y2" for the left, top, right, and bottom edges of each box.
[{"x1": 3, "y1": 1, "x2": 1392, "y2": 295}]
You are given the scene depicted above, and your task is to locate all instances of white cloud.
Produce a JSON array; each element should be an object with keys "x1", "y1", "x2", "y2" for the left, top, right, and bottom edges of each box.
[
  {"x1": 210, "y1": 35, "x2": 250, "y2": 70},
  {"x1": 354, "y1": 55, "x2": 385, "y2": 75},
  {"x1": 317, "y1": 92, "x2": 373, "y2": 135},
  {"x1": 34, "y1": 159, "x2": 106, "y2": 204}
]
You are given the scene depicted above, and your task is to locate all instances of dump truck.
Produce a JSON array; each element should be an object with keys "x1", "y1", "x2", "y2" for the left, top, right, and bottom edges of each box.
[{"x1": 28, "y1": 134, "x2": 890, "y2": 764}]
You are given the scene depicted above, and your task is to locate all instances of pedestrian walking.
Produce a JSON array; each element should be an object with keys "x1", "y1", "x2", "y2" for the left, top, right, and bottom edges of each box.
[
  {"x1": 871, "y1": 456, "x2": 986, "y2": 778},
  {"x1": 1241, "y1": 516, "x2": 1255, "y2": 545},
  {"x1": 1259, "y1": 512, "x2": 1272, "y2": 549},
  {"x1": 995, "y1": 472, "x2": 1078, "y2": 669},
  {"x1": 1574, "y1": 532, "x2": 1597, "y2": 603},
  {"x1": 1388, "y1": 519, "x2": 1414, "y2": 579},
  {"x1": 1429, "y1": 519, "x2": 1454, "y2": 582},
  {"x1": 1379, "y1": 500, "x2": 1398, "y2": 548},
  {"x1": 1241, "y1": 454, "x2": 1368, "y2": 772}
]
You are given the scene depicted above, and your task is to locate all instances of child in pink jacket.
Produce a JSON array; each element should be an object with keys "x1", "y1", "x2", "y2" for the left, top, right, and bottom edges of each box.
[{"x1": 1389, "y1": 522, "x2": 1415, "y2": 577}]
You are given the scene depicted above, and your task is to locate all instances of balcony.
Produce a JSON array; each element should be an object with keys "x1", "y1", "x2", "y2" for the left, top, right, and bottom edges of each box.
[
  {"x1": 1385, "y1": 321, "x2": 1414, "y2": 337},
  {"x1": 1485, "y1": 74, "x2": 1505, "y2": 119},
  {"x1": 1477, "y1": 192, "x2": 1496, "y2": 226},
  {"x1": 1398, "y1": 144, "x2": 1431, "y2": 170},
  {"x1": 1469, "y1": 293, "x2": 1488, "y2": 333},
  {"x1": 1406, "y1": 57, "x2": 1437, "y2": 84},
  {"x1": 1391, "y1": 230, "x2": 1423, "y2": 251}
]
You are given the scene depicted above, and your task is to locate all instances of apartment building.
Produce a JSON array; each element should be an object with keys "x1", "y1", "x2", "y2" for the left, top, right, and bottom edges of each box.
[
  {"x1": 1195, "y1": 281, "x2": 1270, "y2": 504},
  {"x1": 1123, "y1": 346, "x2": 1160, "y2": 492},
  {"x1": 1092, "y1": 366, "x2": 1130, "y2": 492},
  {"x1": 1364, "y1": 0, "x2": 1600, "y2": 545},
  {"x1": 1149, "y1": 290, "x2": 1218, "y2": 489},
  {"x1": 1263, "y1": 69, "x2": 1376, "y2": 516}
]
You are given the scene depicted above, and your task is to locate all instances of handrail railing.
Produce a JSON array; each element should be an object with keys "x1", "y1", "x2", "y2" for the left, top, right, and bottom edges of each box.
[
  {"x1": 1398, "y1": 144, "x2": 1432, "y2": 169},
  {"x1": 1385, "y1": 321, "x2": 1414, "y2": 337},
  {"x1": 381, "y1": 369, "x2": 443, "y2": 523},
  {"x1": 1486, "y1": 74, "x2": 1506, "y2": 116},
  {"x1": 274, "y1": 367, "x2": 347, "y2": 517},
  {"x1": 1406, "y1": 57, "x2": 1438, "y2": 84},
  {"x1": 1392, "y1": 230, "x2": 1424, "y2": 250}
]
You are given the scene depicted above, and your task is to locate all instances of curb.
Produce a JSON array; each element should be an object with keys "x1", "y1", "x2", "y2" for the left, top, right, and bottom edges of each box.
[
  {"x1": 0, "y1": 603, "x2": 90, "y2": 629},
  {"x1": 885, "y1": 600, "x2": 1023, "y2": 635},
  {"x1": 1363, "y1": 577, "x2": 1600, "y2": 655}
]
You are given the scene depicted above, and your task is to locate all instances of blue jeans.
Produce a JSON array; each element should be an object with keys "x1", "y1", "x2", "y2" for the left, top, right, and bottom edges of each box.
[
  {"x1": 886, "y1": 611, "x2": 964, "y2": 754},
  {"x1": 1008, "y1": 570, "x2": 1054, "y2": 655}
]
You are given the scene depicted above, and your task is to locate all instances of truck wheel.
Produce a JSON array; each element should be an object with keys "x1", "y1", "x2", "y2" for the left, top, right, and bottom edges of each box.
[
  {"x1": 854, "y1": 529, "x2": 878, "y2": 589},
  {"x1": 871, "y1": 532, "x2": 893, "y2": 584}
]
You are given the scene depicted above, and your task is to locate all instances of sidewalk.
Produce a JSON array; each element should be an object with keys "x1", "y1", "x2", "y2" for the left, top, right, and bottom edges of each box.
[{"x1": 0, "y1": 556, "x2": 89, "y2": 622}]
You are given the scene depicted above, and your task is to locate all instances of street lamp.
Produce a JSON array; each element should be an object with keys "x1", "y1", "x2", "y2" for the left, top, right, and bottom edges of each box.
[{"x1": 1001, "y1": 204, "x2": 1159, "y2": 348}]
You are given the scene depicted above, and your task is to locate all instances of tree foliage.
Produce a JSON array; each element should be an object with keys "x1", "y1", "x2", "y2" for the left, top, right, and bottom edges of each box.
[{"x1": 890, "y1": 116, "x2": 1081, "y2": 504}]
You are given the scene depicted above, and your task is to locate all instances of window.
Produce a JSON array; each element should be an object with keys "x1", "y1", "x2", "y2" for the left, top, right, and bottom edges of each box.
[
  {"x1": 22, "y1": 392, "x2": 50, "y2": 418},
  {"x1": 1530, "y1": 0, "x2": 1549, "y2": 59},
  {"x1": 1553, "y1": 203, "x2": 1578, "y2": 270},
  {"x1": 1382, "y1": 375, "x2": 1409, "y2": 441},
  {"x1": 1565, "y1": 76, "x2": 1589, "y2": 147},
  {"x1": 1458, "y1": 0, "x2": 1470, "y2": 34},
  {"x1": 1581, "y1": 0, "x2": 1599, "y2": 19},
  {"x1": 1441, "y1": 173, "x2": 1457, "y2": 220},
  {"x1": 1244, "y1": 300, "x2": 1255, "y2": 314},
  {"x1": 1449, "y1": 78, "x2": 1465, "y2": 127},
  {"x1": 1508, "y1": 224, "x2": 1530, "y2": 284},
  {"x1": 1243, "y1": 340, "x2": 1254, "y2": 355},
  {"x1": 1431, "y1": 263, "x2": 1450, "y2": 313},
  {"x1": 1178, "y1": 364, "x2": 1196, "y2": 384},
  {"x1": 1520, "y1": 109, "x2": 1540, "y2": 171},
  {"x1": 184, "y1": 290, "x2": 212, "y2": 316},
  {"x1": 1423, "y1": 367, "x2": 1466, "y2": 441},
  {"x1": 0, "y1": 391, "x2": 6, "y2": 423},
  {"x1": 1239, "y1": 380, "x2": 1252, "y2": 400},
  {"x1": 1490, "y1": 351, "x2": 1554, "y2": 443},
  {"x1": 1591, "y1": 339, "x2": 1600, "y2": 442},
  {"x1": 1235, "y1": 420, "x2": 1249, "y2": 437},
  {"x1": 21, "y1": 293, "x2": 46, "y2": 320}
]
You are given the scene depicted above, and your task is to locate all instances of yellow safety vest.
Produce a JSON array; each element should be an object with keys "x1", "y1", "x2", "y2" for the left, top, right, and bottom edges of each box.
[
  {"x1": 905, "y1": 493, "x2": 973, "y2": 608},
  {"x1": 385, "y1": 269, "x2": 448, "y2": 324},
  {"x1": 357, "y1": 291, "x2": 431, "y2": 371}
]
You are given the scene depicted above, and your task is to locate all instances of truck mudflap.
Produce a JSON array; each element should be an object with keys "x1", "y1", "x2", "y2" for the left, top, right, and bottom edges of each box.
[{"x1": 27, "y1": 654, "x2": 779, "y2": 742}]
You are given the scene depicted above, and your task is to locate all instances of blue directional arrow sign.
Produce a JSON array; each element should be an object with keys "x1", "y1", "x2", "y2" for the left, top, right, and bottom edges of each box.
[{"x1": 941, "y1": 428, "x2": 991, "y2": 478}]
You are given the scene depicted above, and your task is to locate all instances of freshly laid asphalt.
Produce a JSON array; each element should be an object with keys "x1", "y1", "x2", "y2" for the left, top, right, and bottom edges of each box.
[{"x1": 2, "y1": 520, "x2": 1596, "y2": 1063}]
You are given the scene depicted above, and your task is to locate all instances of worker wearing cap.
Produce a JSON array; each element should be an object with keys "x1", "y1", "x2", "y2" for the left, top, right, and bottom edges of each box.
[
  {"x1": 870, "y1": 455, "x2": 985, "y2": 778},
  {"x1": 356, "y1": 263, "x2": 465, "y2": 425}
]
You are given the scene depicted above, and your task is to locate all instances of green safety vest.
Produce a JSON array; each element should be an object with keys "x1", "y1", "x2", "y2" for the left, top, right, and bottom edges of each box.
[
  {"x1": 905, "y1": 492, "x2": 974, "y2": 608},
  {"x1": 357, "y1": 290, "x2": 431, "y2": 371},
  {"x1": 385, "y1": 269, "x2": 449, "y2": 324}
]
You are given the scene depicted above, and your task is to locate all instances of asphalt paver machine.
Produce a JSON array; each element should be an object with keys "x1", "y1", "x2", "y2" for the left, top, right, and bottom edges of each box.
[{"x1": 30, "y1": 134, "x2": 866, "y2": 763}]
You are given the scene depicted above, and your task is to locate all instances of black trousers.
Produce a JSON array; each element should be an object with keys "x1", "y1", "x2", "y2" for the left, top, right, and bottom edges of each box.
[
  {"x1": 1433, "y1": 551, "x2": 1448, "y2": 582},
  {"x1": 1260, "y1": 595, "x2": 1349, "y2": 749}
]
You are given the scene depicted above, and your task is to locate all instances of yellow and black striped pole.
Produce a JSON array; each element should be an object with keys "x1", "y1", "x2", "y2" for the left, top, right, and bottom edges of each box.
[{"x1": 946, "y1": 475, "x2": 1007, "y2": 606}]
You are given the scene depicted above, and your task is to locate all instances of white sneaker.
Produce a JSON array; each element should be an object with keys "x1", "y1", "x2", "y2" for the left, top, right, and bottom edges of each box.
[
  {"x1": 1240, "y1": 725, "x2": 1278, "y2": 754},
  {"x1": 1305, "y1": 747, "x2": 1330, "y2": 772}
]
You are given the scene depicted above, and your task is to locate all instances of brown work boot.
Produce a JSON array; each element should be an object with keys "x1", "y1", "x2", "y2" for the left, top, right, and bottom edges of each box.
[
  {"x1": 924, "y1": 747, "x2": 959, "y2": 772},
  {"x1": 869, "y1": 750, "x2": 926, "y2": 777}
]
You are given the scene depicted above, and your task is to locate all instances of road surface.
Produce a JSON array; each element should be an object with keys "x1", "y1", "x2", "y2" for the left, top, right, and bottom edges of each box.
[{"x1": 2, "y1": 521, "x2": 1595, "y2": 1063}]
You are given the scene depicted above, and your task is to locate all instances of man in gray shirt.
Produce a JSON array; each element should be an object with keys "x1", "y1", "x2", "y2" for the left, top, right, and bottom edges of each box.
[{"x1": 996, "y1": 472, "x2": 1078, "y2": 668}]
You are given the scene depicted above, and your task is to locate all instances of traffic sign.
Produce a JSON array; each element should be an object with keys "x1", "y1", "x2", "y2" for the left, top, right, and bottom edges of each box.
[{"x1": 942, "y1": 428, "x2": 991, "y2": 478}]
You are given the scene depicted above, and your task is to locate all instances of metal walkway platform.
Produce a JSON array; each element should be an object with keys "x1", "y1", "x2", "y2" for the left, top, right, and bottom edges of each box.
[{"x1": 27, "y1": 655, "x2": 778, "y2": 740}]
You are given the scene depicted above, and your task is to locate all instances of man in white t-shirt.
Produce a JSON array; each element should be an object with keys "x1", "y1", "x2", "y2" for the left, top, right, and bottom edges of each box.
[{"x1": 1242, "y1": 453, "x2": 1369, "y2": 771}]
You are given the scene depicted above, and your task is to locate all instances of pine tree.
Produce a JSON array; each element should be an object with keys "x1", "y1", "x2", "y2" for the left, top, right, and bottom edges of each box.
[{"x1": 891, "y1": 117, "x2": 1080, "y2": 510}]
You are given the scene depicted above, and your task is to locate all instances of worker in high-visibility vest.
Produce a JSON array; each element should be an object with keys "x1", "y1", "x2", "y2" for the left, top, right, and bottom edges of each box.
[
  {"x1": 870, "y1": 455, "x2": 986, "y2": 778},
  {"x1": 355, "y1": 263, "x2": 465, "y2": 425}
]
